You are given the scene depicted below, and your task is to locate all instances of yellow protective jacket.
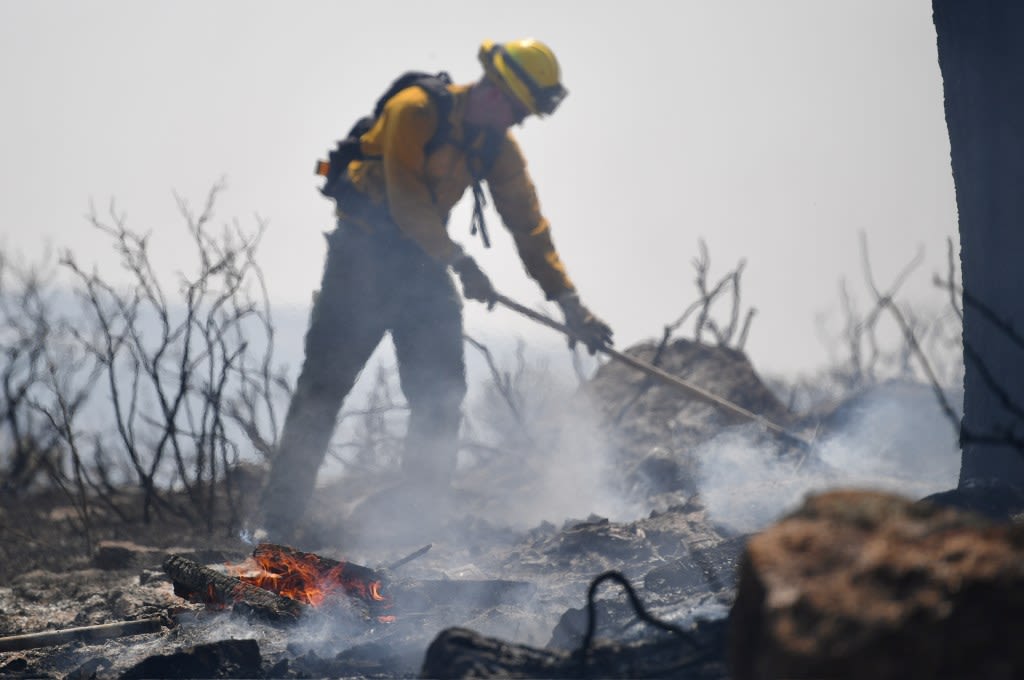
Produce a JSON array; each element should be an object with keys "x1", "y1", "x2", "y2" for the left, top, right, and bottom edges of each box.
[{"x1": 341, "y1": 83, "x2": 575, "y2": 300}]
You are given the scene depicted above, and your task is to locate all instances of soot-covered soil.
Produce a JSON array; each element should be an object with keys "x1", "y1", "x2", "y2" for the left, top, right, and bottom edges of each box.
[{"x1": 0, "y1": 340, "x2": 881, "y2": 678}]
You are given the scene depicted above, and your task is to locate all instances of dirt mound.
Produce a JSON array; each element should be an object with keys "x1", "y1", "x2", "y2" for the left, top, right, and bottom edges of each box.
[
  {"x1": 584, "y1": 338, "x2": 798, "y2": 505},
  {"x1": 731, "y1": 489, "x2": 1024, "y2": 679}
]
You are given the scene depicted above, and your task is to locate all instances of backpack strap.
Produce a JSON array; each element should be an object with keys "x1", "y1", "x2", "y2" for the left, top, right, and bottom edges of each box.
[{"x1": 462, "y1": 127, "x2": 505, "y2": 249}]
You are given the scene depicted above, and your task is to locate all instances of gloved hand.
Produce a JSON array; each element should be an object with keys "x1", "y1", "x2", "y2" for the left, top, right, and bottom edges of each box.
[
  {"x1": 557, "y1": 292, "x2": 613, "y2": 355},
  {"x1": 451, "y1": 255, "x2": 497, "y2": 308}
]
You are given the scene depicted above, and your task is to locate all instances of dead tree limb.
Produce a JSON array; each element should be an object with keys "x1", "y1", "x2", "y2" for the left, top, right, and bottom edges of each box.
[
  {"x1": 328, "y1": 365, "x2": 406, "y2": 473},
  {"x1": 387, "y1": 543, "x2": 432, "y2": 571},
  {"x1": 617, "y1": 240, "x2": 756, "y2": 425},
  {"x1": 860, "y1": 235, "x2": 961, "y2": 435},
  {"x1": 0, "y1": 618, "x2": 164, "y2": 653},
  {"x1": 464, "y1": 335, "x2": 527, "y2": 434},
  {"x1": 463, "y1": 335, "x2": 537, "y2": 454}
]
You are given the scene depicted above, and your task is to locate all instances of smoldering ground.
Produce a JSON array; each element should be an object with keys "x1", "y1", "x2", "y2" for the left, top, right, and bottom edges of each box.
[
  {"x1": 306, "y1": 338, "x2": 962, "y2": 563},
  {"x1": 306, "y1": 340, "x2": 640, "y2": 550},
  {"x1": 0, "y1": 324, "x2": 969, "y2": 678},
  {"x1": 697, "y1": 379, "x2": 962, "y2": 533}
]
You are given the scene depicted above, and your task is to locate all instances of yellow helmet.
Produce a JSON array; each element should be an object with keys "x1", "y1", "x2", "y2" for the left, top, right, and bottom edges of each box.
[{"x1": 478, "y1": 39, "x2": 568, "y2": 116}]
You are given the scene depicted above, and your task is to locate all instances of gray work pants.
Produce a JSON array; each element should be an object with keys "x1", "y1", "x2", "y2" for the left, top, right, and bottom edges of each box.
[{"x1": 259, "y1": 219, "x2": 466, "y2": 540}]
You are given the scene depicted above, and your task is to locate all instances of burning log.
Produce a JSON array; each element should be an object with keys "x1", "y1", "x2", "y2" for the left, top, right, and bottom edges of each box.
[
  {"x1": 162, "y1": 553, "x2": 307, "y2": 623},
  {"x1": 0, "y1": 618, "x2": 164, "y2": 653},
  {"x1": 248, "y1": 543, "x2": 393, "y2": 617}
]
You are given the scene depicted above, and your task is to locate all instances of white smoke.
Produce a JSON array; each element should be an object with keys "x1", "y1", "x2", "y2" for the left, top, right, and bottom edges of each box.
[
  {"x1": 696, "y1": 381, "x2": 962, "y2": 533},
  {"x1": 454, "y1": 352, "x2": 640, "y2": 529}
]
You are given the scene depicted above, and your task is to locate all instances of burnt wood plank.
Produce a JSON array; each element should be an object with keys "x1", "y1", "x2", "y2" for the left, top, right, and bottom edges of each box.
[{"x1": 252, "y1": 543, "x2": 386, "y2": 587}]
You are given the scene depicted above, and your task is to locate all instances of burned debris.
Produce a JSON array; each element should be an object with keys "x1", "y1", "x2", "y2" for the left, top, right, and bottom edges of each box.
[
  {"x1": 0, "y1": 217, "x2": 1006, "y2": 678},
  {"x1": 0, "y1": 498, "x2": 742, "y2": 678},
  {"x1": 162, "y1": 553, "x2": 309, "y2": 624},
  {"x1": 0, "y1": 325, "x2": 996, "y2": 678},
  {"x1": 117, "y1": 639, "x2": 263, "y2": 680},
  {"x1": 0, "y1": 619, "x2": 164, "y2": 655},
  {"x1": 161, "y1": 543, "x2": 403, "y2": 626},
  {"x1": 248, "y1": 543, "x2": 393, "y2": 614},
  {"x1": 422, "y1": 622, "x2": 727, "y2": 680}
]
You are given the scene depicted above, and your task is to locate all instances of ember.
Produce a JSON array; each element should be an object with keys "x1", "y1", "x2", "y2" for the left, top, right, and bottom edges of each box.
[
  {"x1": 163, "y1": 554, "x2": 308, "y2": 623},
  {"x1": 165, "y1": 544, "x2": 396, "y2": 623},
  {"x1": 238, "y1": 543, "x2": 393, "y2": 614}
]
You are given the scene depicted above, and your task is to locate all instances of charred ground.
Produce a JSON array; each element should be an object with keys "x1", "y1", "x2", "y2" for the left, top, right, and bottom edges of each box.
[
  {"x1": 1, "y1": 336, "x2": 977, "y2": 678},
  {"x1": 0, "y1": 339, "x2": 810, "y2": 678}
]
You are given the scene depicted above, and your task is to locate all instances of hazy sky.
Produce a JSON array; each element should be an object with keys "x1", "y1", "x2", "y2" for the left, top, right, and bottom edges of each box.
[{"x1": 0, "y1": 1, "x2": 957, "y2": 377}]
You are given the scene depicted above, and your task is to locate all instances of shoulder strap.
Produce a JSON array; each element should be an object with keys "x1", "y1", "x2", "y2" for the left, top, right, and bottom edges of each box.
[
  {"x1": 477, "y1": 129, "x2": 504, "y2": 177},
  {"x1": 461, "y1": 129, "x2": 505, "y2": 250}
]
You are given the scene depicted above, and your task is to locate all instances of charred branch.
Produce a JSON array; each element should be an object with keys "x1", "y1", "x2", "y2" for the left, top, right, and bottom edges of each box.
[
  {"x1": 0, "y1": 618, "x2": 164, "y2": 653},
  {"x1": 0, "y1": 252, "x2": 65, "y2": 494},
  {"x1": 860, "y1": 235, "x2": 961, "y2": 438},
  {"x1": 422, "y1": 571, "x2": 722, "y2": 677},
  {"x1": 386, "y1": 543, "x2": 433, "y2": 571},
  {"x1": 464, "y1": 335, "x2": 528, "y2": 436},
  {"x1": 616, "y1": 240, "x2": 756, "y2": 426},
  {"x1": 162, "y1": 553, "x2": 307, "y2": 623},
  {"x1": 329, "y1": 365, "x2": 406, "y2": 473},
  {"x1": 25, "y1": 184, "x2": 292, "y2": 532},
  {"x1": 662, "y1": 239, "x2": 755, "y2": 352},
  {"x1": 421, "y1": 624, "x2": 724, "y2": 679}
]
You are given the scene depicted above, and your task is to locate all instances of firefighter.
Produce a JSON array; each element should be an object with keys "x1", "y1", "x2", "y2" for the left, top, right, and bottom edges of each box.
[{"x1": 259, "y1": 39, "x2": 613, "y2": 541}]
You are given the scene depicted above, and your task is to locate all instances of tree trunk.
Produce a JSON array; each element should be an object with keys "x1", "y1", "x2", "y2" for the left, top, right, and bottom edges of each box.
[{"x1": 932, "y1": 0, "x2": 1024, "y2": 488}]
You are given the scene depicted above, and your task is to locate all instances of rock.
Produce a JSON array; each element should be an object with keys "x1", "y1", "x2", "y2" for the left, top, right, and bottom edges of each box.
[
  {"x1": 94, "y1": 541, "x2": 161, "y2": 571},
  {"x1": 0, "y1": 657, "x2": 30, "y2": 674},
  {"x1": 643, "y1": 534, "x2": 748, "y2": 597},
  {"x1": 585, "y1": 339, "x2": 799, "y2": 504},
  {"x1": 548, "y1": 537, "x2": 743, "y2": 651},
  {"x1": 118, "y1": 639, "x2": 261, "y2": 679},
  {"x1": 729, "y1": 489, "x2": 1024, "y2": 679}
]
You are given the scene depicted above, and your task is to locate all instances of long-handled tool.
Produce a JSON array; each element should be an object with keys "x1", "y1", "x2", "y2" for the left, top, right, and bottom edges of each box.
[{"x1": 494, "y1": 294, "x2": 812, "y2": 452}]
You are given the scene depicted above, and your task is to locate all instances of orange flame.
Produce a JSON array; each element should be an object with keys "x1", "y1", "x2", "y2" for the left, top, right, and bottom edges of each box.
[{"x1": 225, "y1": 545, "x2": 395, "y2": 621}]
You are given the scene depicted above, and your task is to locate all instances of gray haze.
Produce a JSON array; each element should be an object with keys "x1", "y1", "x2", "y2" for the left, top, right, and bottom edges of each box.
[{"x1": 1, "y1": 1, "x2": 957, "y2": 380}]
